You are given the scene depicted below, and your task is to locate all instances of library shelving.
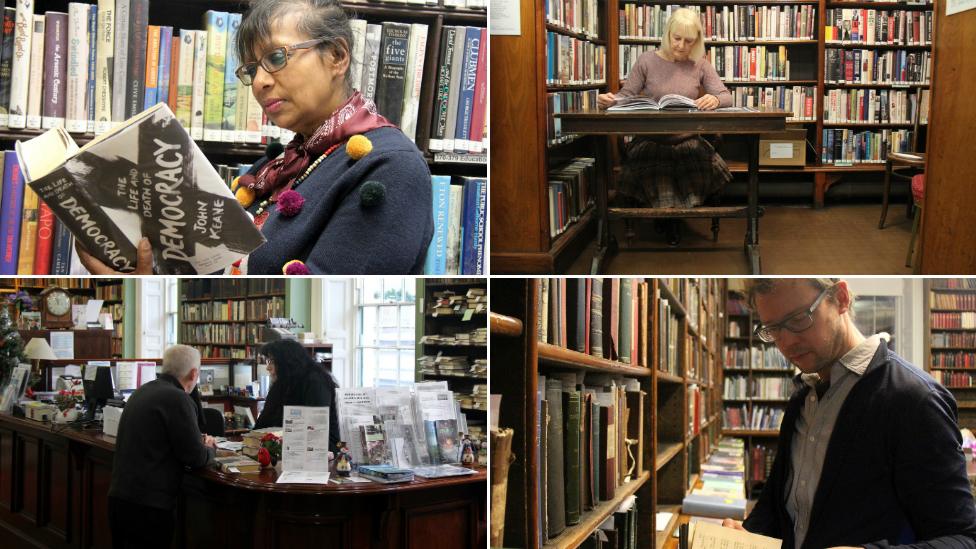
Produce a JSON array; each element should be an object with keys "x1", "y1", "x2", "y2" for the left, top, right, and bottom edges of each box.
[
  {"x1": 492, "y1": 0, "x2": 938, "y2": 272},
  {"x1": 417, "y1": 277, "x2": 487, "y2": 427},
  {"x1": 924, "y1": 278, "x2": 976, "y2": 430},
  {"x1": 491, "y1": 277, "x2": 723, "y2": 549},
  {"x1": 95, "y1": 279, "x2": 125, "y2": 356},
  {"x1": 719, "y1": 287, "x2": 793, "y2": 498},
  {"x1": 178, "y1": 278, "x2": 287, "y2": 359}
]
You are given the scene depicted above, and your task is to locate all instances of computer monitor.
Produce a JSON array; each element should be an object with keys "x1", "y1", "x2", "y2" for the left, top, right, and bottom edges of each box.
[{"x1": 84, "y1": 366, "x2": 115, "y2": 421}]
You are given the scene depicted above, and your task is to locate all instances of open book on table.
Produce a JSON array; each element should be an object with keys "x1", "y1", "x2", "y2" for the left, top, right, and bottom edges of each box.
[
  {"x1": 607, "y1": 94, "x2": 699, "y2": 111},
  {"x1": 16, "y1": 103, "x2": 266, "y2": 274}
]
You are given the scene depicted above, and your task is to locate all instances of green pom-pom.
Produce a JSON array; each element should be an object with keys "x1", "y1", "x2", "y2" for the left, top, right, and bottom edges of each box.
[{"x1": 360, "y1": 181, "x2": 386, "y2": 208}]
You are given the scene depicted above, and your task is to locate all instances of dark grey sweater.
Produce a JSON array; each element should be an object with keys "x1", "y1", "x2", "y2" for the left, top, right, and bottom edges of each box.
[{"x1": 108, "y1": 374, "x2": 215, "y2": 510}]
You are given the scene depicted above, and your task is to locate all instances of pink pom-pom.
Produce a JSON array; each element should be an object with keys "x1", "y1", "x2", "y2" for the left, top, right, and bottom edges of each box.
[
  {"x1": 282, "y1": 260, "x2": 311, "y2": 275},
  {"x1": 277, "y1": 190, "x2": 305, "y2": 217}
]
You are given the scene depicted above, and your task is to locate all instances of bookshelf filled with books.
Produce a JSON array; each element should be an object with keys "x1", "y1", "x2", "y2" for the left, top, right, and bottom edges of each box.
[
  {"x1": 719, "y1": 287, "x2": 793, "y2": 499},
  {"x1": 492, "y1": 0, "x2": 938, "y2": 273},
  {"x1": 924, "y1": 278, "x2": 976, "y2": 431},
  {"x1": 178, "y1": 278, "x2": 287, "y2": 360},
  {"x1": 95, "y1": 279, "x2": 125, "y2": 356},
  {"x1": 491, "y1": 277, "x2": 724, "y2": 549},
  {"x1": 417, "y1": 278, "x2": 487, "y2": 440}
]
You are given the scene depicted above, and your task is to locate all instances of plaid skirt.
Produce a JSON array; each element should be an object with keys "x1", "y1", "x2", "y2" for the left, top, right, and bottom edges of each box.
[{"x1": 617, "y1": 135, "x2": 732, "y2": 208}]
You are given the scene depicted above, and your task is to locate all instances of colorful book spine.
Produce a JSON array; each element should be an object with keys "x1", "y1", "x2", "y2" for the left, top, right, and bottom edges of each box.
[
  {"x1": 25, "y1": 14, "x2": 44, "y2": 129},
  {"x1": 243, "y1": 74, "x2": 262, "y2": 143},
  {"x1": 156, "y1": 26, "x2": 173, "y2": 107},
  {"x1": 65, "y1": 2, "x2": 90, "y2": 133},
  {"x1": 41, "y1": 11, "x2": 68, "y2": 129},
  {"x1": 454, "y1": 26, "x2": 481, "y2": 152},
  {"x1": 16, "y1": 185, "x2": 38, "y2": 274},
  {"x1": 86, "y1": 4, "x2": 98, "y2": 133},
  {"x1": 424, "y1": 174, "x2": 451, "y2": 274},
  {"x1": 166, "y1": 34, "x2": 178, "y2": 113},
  {"x1": 111, "y1": 0, "x2": 128, "y2": 123},
  {"x1": 468, "y1": 28, "x2": 488, "y2": 153},
  {"x1": 399, "y1": 23, "x2": 428, "y2": 142},
  {"x1": 124, "y1": 0, "x2": 149, "y2": 119},
  {"x1": 0, "y1": 8, "x2": 14, "y2": 128},
  {"x1": 459, "y1": 176, "x2": 486, "y2": 275},
  {"x1": 428, "y1": 26, "x2": 457, "y2": 152},
  {"x1": 143, "y1": 24, "x2": 160, "y2": 109},
  {"x1": 33, "y1": 200, "x2": 55, "y2": 275},
  {"x1": 94, "y1": 0, "x2": 114, "y2": 134},
  {"x1": 7, "y1": 0, "x2": 34, "y2": 129},
  {"x1": 443, "y1": 26, "x2": 466, "y2": 152},
  {"x1": 175, "y1": 30, "x2": 195, "y2": 129},
  {"x1": 203, "y1": 10, "x2": 228, "y2": 142},
  {"x1": 50, "y1": 217, "x2": 72, "y2": 275},
  {"x1": 190, "y1": 29, "x2": 207, "y2": 140},
  {"x1": 445, "y1": 183, "x2": 463, "y2": 274},
  {"x1": 0, "y1": 151, "x2": 25, "y2": 275},
  {"x1": 221, "y1": 12, "x2": 241, "y2": 143}
]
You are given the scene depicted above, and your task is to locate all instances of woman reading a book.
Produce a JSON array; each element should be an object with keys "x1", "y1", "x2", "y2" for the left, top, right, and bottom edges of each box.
[
  {"x1": 596, "y1": 8, "x2": 733, "y2": 246},
  {"x1": 78, "y1": 0, "x2": 433, "y2": 275},
  {"x1": 254, "y1": 339, "x2": 341, "y2": 451}
]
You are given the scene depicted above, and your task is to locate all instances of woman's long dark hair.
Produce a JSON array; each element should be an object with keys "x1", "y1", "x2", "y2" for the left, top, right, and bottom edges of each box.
[{"x1": 260, "y1": 339, "x2": 321, "y2": 386}]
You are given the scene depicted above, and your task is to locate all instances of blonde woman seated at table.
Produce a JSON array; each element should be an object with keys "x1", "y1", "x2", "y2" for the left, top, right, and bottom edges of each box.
[{"x1": 597, "y1": 7, "x2": 733, "y2": 246}]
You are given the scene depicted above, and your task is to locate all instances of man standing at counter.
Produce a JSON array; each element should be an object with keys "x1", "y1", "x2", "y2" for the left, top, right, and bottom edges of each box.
[{"x1": 108, "y1": 345, "x2": 217, "y2": 548}]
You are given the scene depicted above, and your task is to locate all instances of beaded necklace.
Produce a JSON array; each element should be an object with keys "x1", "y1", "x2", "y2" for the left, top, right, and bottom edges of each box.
[{"x1": 254, "y1": 142, "x2": 343, "y2": 217}]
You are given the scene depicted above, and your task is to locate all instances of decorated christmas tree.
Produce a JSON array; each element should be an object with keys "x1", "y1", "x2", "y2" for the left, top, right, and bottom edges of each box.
[{"x1": 0, "y1": 307, "x2": 26, "y2": 385}]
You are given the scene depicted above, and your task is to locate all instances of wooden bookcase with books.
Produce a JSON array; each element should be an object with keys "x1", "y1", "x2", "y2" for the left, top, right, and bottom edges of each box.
[
  {"x1": 417, "y1": 277, "x2": 487, "y2": 437},
  {"x1": 178, "y1": 278, "x2": 286, "y2": 360},
  {"x1": 95, "y1": 279, "x2": 125, "y2": 356},
  {"x1": 491, "y1": 277, "x2": 723, "y2": 549},
  {"x1": 719, "y1": 288, "x2": 792, "y2": 498},
  {"x1": 924, "y1": 278, "x2": 976, "y2": 431},
  {"x1": 492, "y1": 0, "x2": 938, "y2": 273},
  {"x1": 0, "y1": 0, "x2": 486, "y2": 274}
]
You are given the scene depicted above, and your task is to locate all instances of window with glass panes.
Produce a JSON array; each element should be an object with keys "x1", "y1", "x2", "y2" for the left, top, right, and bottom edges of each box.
[
  {"x1": 356, "y1": 278, "x2": 416, "y2": 387},
  {"x1": 165, "y1": 278, "x2": 179, "y2": 348},
  {"x1": 853, "y1": 295, "x2": 898, "y2": 352}
]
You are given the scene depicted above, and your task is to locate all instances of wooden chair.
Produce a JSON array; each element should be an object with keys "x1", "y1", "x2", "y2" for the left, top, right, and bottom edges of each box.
[
  {"x1": 905, "y1": 173, "x2": 925, "y2": 268},
  {"x1": 879, "y1": 87, "x2": 926, "y2": 229}
]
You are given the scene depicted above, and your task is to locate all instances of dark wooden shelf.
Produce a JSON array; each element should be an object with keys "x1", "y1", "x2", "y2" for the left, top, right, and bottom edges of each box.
[
  {"x1": 825, "y1": 82, "x2": 930, "y2": 89},
  {"x1": 547, "y1": 83, "x2": 609, "y2": 92},
  {"x1": 655, "y1": 442, "x2": 683, "y2": 471},
  {"x1": 657, "y1": 371, "x2": 683, "y2": 384},
  {"x1": 538, "y1": 342, "x2": 652, "y2": 377},
  {"x1": 545, "y1": 22, "x2": 604, "y2": 44},
  {"x1": 541, "y1": 471, "x2": 651, "y2": 549},
  {"x1": 822, "y1": 122, "x2": 927, "y2": 128},
  {"x1": 722, "y1": 429, "x2": 780, "y2": 437}
]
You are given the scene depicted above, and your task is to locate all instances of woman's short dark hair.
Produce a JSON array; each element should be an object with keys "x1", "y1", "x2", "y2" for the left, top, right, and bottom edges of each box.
[
  {"x1": 237, "y1": 0, "x2": 354, "y2": 91},
  {"x1": 259, "y1": 339, "x2": 323, "y2": 386}
]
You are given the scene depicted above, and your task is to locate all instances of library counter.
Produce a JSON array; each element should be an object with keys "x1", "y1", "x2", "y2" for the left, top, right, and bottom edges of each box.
[{"x1": 0, "y1": 413, "x2": 486, "y2": 549}]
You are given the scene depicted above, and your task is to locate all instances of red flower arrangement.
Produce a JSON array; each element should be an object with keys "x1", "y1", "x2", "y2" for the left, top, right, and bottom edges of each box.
[{"x1": 259, "y1": 432, "x2": 282, "y2": 467}]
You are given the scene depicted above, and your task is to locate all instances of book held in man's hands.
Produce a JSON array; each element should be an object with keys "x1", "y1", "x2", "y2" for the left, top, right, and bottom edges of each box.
[
  {"x1": 15, "y1": 102, "x2": 266, "y2": 274},
  {"x1": 689, "y1": 521, "x2": 781, "y2": 549}
]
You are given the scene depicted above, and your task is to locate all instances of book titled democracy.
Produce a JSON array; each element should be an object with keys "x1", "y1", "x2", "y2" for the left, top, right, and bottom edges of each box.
[{"x1": 15, "y1": 102, "x2": 265, "y2": 274}]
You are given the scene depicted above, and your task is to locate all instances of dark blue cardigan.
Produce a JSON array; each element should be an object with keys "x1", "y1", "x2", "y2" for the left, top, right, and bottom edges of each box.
[
  {"x1": 245, "y1": 127, "x2": 433, "y2": 274},
  {"x1": 743, "y1": 343, "x2": 976, "y2": 549}
]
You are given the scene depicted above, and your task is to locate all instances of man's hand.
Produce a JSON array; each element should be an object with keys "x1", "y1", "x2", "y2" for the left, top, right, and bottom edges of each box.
[
  {"x1": 76, "y1": 237, "x2": 154, "y2": 275},
  {"x1": 203, "y1": 435, "x2": 217, "y2": 449},
  {"x1": 597, "y1": 92, "x2": 617, "y2": 109},
  {"x1": 695, "y1": 94, "x2": 720, "y2": 111},
  {"x1": 722, "y1": 519, "x2": 745, "y2": 531}
]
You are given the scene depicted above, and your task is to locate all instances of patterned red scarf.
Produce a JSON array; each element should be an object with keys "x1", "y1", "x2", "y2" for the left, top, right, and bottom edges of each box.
[{"x1": 237, "y1": 91, "x2": 395, "y2": 199}]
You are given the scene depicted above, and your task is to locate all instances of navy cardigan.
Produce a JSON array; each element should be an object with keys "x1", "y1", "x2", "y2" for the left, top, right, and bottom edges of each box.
[
  {"x1": 743, "y1": 343, "x2": 976, "y2": 549},
  {"x1": 245, "y1": 127, "x2": 433, "y2": 274}
]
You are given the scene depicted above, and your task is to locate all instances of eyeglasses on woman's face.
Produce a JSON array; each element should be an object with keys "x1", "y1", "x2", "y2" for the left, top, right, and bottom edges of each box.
[
  {"x1": 236, "y1": 37, "x2": 330, "y2": 86},
  {"x1": 753, "y1": 285, "x2": 836, "y2": 343}
]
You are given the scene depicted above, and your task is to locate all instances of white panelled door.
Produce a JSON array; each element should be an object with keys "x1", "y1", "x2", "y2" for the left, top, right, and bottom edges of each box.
[
  {"x1": 321, "y1": 279, "x2": 354, "y2": 387},
  {"x1": 137, "y1": 279, "x2": 166, "y2": 359}
]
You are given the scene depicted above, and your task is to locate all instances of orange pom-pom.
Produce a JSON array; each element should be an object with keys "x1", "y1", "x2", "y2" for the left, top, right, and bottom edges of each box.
[
  {"x1": 231, "y1": 176, "x2": 241, "y2": 192},
  {"x1": 346, "y1": 134, "x2": 372, "y2": 160},
  {"x1": 235, "y1": 186, "x2": 255, "y2": 208}
]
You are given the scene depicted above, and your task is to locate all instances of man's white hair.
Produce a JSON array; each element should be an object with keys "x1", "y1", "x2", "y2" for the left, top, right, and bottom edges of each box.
[{"x1": 161, "y1": 345, "x2": 201, "y2": 379}]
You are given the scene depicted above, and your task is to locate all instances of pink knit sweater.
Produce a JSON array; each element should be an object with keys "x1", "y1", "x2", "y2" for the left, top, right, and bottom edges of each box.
[{"x1": 617, "y1": 51, "x2": 732, "y2": 106}]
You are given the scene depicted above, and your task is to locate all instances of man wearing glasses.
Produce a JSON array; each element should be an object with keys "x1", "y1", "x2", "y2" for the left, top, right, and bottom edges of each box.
[{"x1": 722, "y1": 278, "x2": 976, "y2": 548}]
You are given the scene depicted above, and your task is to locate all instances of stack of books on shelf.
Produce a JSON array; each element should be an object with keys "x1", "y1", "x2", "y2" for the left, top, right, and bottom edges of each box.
[
  {"x1": 424, "y1": 175, "x2": 487, "y2": 275},
  {"x1": 723, "y1": 403, "x2": 749, "y2": 430},
  {"x1": 470, "y1": 358, "x2": 487, "y2": 376},
  {"x1": 821, "y1": 127, "x2": 914, "y2": 165},
  {"x1": 545, "y1": 0, "x2": 601, "y2": 38},
  {"x1": 548, "y1": 158, "x2": 596, "y2": 238},
  {"x1": 730, "y1": 86, "x2": 816, "y2": 122},
  {"x1": 426, "y1": 25, "x2": 488, "y2": 157},
  {"x1": 823, "y1": 88, "x2": 928, "y2": 125},
  {"x1": 417, "y1": 354, "x2": 472, "y2": 376},
  {"x1": 823, "y1": 8, "x2": 933, "y2": 46},
  {"x1": 547, "y1": 91, "x2": 598, "y2": 146},
  {"x1": 538, "y1": 278, "x2": 650, "y2": 367},
  {"x1": 931, "y1": 312, "x2": 976, "y2": 330},
  {"x1": 546, "y1": 33, "x2": 607, "y2": 86},
  {"x1": 682, "y1": 438, "x2": 747, "y2": 520},
  {"x1": 823, "y1": 48, "x2": 930, "y2": 85},
  {"x1": 428, "y1": 288, "x2": 487, "y2": 317},
  {"x1": 749, "y1": 443, "x2": 776, "y2": 485},
  {"x1": 753, "y1": 346, "x2": 791, "y2": 370},
  {"x1": 750, "y1": 405, "x2": 785, "y2": 430},
  {"x1": 579, "y1": 496, "x2": 639, "y2": 549},
  {"x1": 618, "y1": 4, "x2": 816, "y2": 42},
  {"x1": 419, "y1": 327, "x2": 486, "y2": 347}
]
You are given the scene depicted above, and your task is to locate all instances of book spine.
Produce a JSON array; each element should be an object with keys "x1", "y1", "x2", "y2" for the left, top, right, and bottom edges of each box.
[
  {"x1": 424, "y1": 174, "x2": 451, "y2": 275},
  {"x1": 111, "y1": 0, "x2": 128, "y2": 124},
  {"x1": 94, "y1": 0, "x2": 113, "y2": 134},
  {"x1": 233, "y1": 52, "x2": 249, "y2": 143},
  {"x1": 0, "y1": 151, "x2": 25, "y2": 275},
  {"x1": 428, "y1": 26, "x2": 456, "y2": 152},
  {"x1": 143, "y1": 25, "x2": 160, "y2": 110},
  {"x1": 459, "y1": 177, "x2": 485, "y2": 275},
  {"x1": 167, "y1": 34, "x2": 178, "y2": 112},
  {"x1": 50, "y1": 217, "x2": 72, "y2": 275},
  {"x1": 175, "y1": 30, "x2": 195, "y2": 129},
  {"x1": 42, "y1": 12, "x2": 69, "y2": 129},
  {"x1": 453, "y1": 26, "x2": 480, "y2": 153},
  {"x1": 443, "y1": 26, "x2": 466, "y2": 152},
  {"x1": 156, "y1": 26, "x2": 173, "y2": 107},
  {"x1": 125, "y1": 0, "x2": 148, "y2": 119},
  {"x1": 563, "y1": 390, "x2": 581, "y2": 526},
  {"x1": 221, "y1": 13, "x2": 240, "y2": 143},
  {"x1": 0, "y1": 8, "x2": 14, "y2": 128},
  {"x1": 361, "y1": 24, "x2": 382, "y2": 104},
  {"x1": 190, "y1": 29, "x2": 207, "y2": 140},
  {"x1": 7, "y1": 0, "x2": 34, "y2": 129},
  {"x1": 25, "y1": 14, "x2": 44, "y2": 129},
  {"x1": 399, "y1": 23, "x2": 428, "y2": 142},
  {"x1": 467, "y1": 28, "x2": 487, "y2": 153},
  {"x1": 65, "y1": 2, "x2": 90, "y2": 133},
  {"x1": 375, "y1": 22, "x2": 410, "y2": 127},
  {"x1": 32, "y1": 199, "x2": 55, "y2": 275},
  {"x1": 349, "y1": 19, "x2": 367, "y2": 94},
  {"x1": 86, "y1": 4, "x2": 97, "y2": 133},
  {"x1": 444, "y1": 183, "x2": 463, "y2": 274},
  {"x1": 203, "y1": 11, "x2": 228, "y2": 142},
  {"x1": 16, "y1": 185, "x2": 39, "y2": 274},
  {"x1": 243, "y1": 68, "x2": 262, "y2": 143},
  {"x1": 545, "y1": 378, "x2": 567, "y2": 537}
]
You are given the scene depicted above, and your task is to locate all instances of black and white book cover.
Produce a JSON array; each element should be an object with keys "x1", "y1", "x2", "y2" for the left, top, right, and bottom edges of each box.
[{"x1": 16, "y1": 102, "x2": 265, "y2": 274}]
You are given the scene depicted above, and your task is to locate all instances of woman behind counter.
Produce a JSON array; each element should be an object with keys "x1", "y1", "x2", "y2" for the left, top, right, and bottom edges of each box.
[
  {"x1": 79, "y1": 0, "x2": 433, "y2": 275},
  {"x1": 254, "y1": 339, "x2": 341, "y2": 451},
  {"x1": 597, "y1": 8, "x2": 733, "y2": 246}
]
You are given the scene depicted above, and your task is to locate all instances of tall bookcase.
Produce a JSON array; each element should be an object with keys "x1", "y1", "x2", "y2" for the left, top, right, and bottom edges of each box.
[
  {"x1": 178, "y1": 278, "x2": 286, "y2": 359},
  {"x1": 417, "y1": 277, "x2": 487, "y2": 433},
  {"x1": 924, "y1": 278, "x2": 976, "y2": 431},
  {"x1": 719, "y1": 287, "x2": 793, "y2": 498},
  {"x1": 491, "y1": 277, "x2": 723, "y2": 549},
  {"x1": 95, "y1": 280, "x2": 125, "y2": 357},
  {"x1": 492, "y1": 0, "x2": 937, "y2": 273}
]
